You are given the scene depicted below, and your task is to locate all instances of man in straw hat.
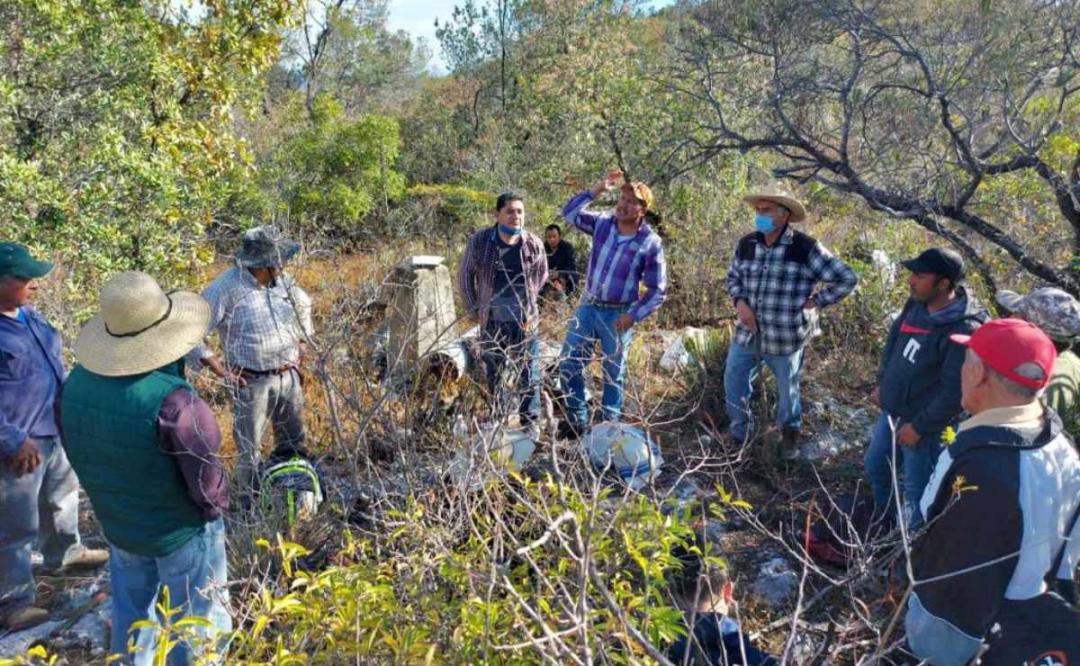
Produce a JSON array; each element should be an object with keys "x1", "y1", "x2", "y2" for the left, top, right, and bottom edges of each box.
[
  {"x1": 724, "y1": 184, "x2": 858, "y2": 457},
  {"x1": 61, "y1": 271, "x2": 230, "y2": 665},
  {"x1": 905, "y1": 319, "x2": 1079, "y2": 666},
  {"x1": 558, "y1": 169, "x2": 667, "y2": 438},
  {"x1": 191, "y1": 225, "x2": 313, "y2": 489},
  {"x1": 996, "y1": 286, "x2": 1080, "y2": 418},
  {"x1": 0, "y1": 243, "x2": 107, "y2": 632}
]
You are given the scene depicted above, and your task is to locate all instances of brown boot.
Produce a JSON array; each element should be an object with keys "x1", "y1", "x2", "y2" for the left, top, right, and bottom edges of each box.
[
  {"x1": 61, "y1": 546, "x2": 109, "y2": 570},
  {"x1": 2, "y1": 606, "x2": 50, "y2": 631},
  {"x1": 40, "y1": 546, "x2": 109, "y2": 575},
  {"x1": 781, "y1": 427, "x2": 801, "y2": 460}
]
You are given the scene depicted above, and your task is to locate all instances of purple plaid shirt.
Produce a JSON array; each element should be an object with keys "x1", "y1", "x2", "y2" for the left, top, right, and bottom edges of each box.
[
  {"x1": 458, "y1": 226, "x2": 548, "y2": 328},
  {"x1": 561, "y1": 191, "x2": 667, "y2": 322}
]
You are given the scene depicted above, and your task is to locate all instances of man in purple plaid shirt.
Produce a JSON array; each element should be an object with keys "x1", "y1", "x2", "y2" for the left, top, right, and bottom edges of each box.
[
  {"x1": 558, "y1": 169, "x2": 668, "y2": 436},
  {"x1": 459, "y1": 193, "x2": 548, "y2": 434}
]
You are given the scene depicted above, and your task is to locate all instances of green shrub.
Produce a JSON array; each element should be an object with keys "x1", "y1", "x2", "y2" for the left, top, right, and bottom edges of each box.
[{"x1": 227, "y1": 475, "x2": 732, "y2": 664}]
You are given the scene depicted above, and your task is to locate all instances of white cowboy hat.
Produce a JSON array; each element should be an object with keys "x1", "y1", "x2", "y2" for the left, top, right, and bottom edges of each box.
[
  {"x1": 742, "y1": 184, "x2": 807, "y2": 223},
  {"x1": 73, "y1": 271, "x2": 211, "y2": 377}
]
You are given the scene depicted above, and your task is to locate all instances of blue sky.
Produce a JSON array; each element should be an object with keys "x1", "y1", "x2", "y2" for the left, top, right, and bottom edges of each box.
[
  {"x1": 386, "y1": 0, "x2": 448, "y2": 68},
  {"x1": 387, "y1": 0, "x2": 671, "y2": 73}
]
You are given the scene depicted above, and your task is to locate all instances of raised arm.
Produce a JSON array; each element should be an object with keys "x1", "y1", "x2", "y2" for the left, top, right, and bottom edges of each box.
[
  {"x1": 562, "y1": 169, "x2": 625, "y2": 236},
  {"x1": 561, "y1": 191, "x2": 603, "y2": 236}
]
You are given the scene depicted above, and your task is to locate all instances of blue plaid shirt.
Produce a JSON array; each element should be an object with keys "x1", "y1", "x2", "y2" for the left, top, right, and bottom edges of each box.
[{"x1": 561, "y1": 191, "x2": 667, "y2": 322}]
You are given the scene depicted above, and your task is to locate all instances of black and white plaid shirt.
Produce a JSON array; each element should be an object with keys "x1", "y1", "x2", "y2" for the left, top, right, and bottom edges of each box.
[{"x1": 726, "y1": 227, "x2": 858, "y2": 355}]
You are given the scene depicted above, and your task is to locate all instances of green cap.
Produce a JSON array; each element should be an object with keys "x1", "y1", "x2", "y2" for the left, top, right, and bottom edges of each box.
[{"x1": 0, "y1": 243, "x2": 53, "y2": 279}]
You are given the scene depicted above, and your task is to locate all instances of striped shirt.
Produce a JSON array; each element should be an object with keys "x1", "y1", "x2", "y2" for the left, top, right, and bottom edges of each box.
[
  {"x1": 458, "y1": 226, "x2": 548, "y2": 329},
  {"x1": 560, "y1": 191, "x2": 667, "y2": 322},
  {"x1": 192, "y1": 266, "x2": 314, "y2": 371}
]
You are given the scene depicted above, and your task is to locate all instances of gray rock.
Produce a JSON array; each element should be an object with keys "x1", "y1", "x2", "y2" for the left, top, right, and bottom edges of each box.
[
  {"x1": 796, "y1": 426, "x2": 860, "y2": 461},
  {"x1": 783, "y1": 631, "x2": 819, "y2": 664},
  {"x1": 0, "y1": 618, "x2": 66, "y2": 656},
  {"x1": 670, "y1": 477, "x2": 704, "y2": 502},
  {"x1": 701, "y1": 519, "x2": 727, "y2": 543},
  {"x1": 752, "y1": 556, "x2": 799, "y2": 609}
]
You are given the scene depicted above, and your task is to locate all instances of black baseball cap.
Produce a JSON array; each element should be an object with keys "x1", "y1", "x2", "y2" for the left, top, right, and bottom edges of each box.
[
  {"x1": 0, "y1": 243, "x2": 53, "y2": 279},
  {"x1": 902, "y1": 247, "x2": 964, "y2": 283}
]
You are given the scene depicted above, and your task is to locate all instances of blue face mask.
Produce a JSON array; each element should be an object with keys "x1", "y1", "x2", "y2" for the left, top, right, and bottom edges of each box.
[
  {"x1": 498, "y1": 223, "x2": 522, "y2": 237},
  {"x1": 754, "y1": 213, "x2": 775, "y2": 234}
]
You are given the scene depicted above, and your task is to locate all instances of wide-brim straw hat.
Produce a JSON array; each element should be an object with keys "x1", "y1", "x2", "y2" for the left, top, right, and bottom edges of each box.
[
  {"x1": 742, "y1": 184, "x2": 807, "y2": 223},
  {"x1": 74, "y1": 271, "x2": 211, "y2": 377}
]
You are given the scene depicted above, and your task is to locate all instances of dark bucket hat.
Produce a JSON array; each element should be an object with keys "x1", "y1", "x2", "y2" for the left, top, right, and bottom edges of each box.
[{"x1": 234, "y1": 226, "x2": 300, "y2": 269}]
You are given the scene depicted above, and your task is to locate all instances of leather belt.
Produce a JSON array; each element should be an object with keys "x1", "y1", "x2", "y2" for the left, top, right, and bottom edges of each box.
[
  {"x1": 584, "y1": 294, "x2": 631, "y2": 308},
  {"x1": 237, "y1": 365, "x2": 293, "y2": 379}
]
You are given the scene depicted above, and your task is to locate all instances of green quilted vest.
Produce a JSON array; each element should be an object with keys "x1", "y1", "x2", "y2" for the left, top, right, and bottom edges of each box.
[{"x1": 61, "y1": 364, "x2": 207, "y2": 557}]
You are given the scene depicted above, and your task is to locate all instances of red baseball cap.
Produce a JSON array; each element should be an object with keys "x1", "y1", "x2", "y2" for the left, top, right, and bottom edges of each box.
[{"x1": 950, "y1": 318, "x2": 1057, "y2": 390}]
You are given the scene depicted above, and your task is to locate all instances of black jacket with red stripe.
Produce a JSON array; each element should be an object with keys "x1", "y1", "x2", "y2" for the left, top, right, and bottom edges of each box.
[{"x1": 876, "y1": 287, "x2": 989, "y2": 437}]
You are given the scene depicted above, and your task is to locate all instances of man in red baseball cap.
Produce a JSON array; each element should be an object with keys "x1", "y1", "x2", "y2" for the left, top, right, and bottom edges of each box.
[{"x1": 905, "y1": 319, "x2": 1079, "y2": 666}]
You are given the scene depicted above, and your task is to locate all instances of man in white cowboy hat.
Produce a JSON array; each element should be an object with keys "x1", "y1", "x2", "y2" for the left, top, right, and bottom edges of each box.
[
  {"x1": 61, "y1": 271, "x2": 230, "y2": 665},
  {"x1": 0, "y1": 243, "x2": 107, "y2": 632},
  {"x1": 996, "y1": 286, "x2": 1080, "y2": 418},
  {"x1": 191, "y1": 225, "x2": 313, "y2": 489},
  {"x1": 724, "y1": 184, "x2": 858, "y2": 456}
]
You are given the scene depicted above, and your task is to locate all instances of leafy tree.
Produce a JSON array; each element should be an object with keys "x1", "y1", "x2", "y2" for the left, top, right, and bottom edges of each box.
[
  {"x1": 429, "y1": 0, "x2": 689, "y2": 193},
  {"x1": 669, "y1": 0, "x2": 1080, "y2": 293},
  {"x1": 284, "y1": 0, "x2": 428, "y2": 119},
  {"x1": 0, "y1": 0, "x2": 299, "y2": 285},
  {"x1": 268, "y1": 95, "x2": 406, "y2": 234}
]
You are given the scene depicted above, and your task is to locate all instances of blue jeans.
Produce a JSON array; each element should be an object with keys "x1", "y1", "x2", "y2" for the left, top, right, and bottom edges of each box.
[
  {"x1": 559, "y1": 303, "x2": 632, "y2": 427},
  {"x1": 0, "y1": 436, "x2": 81, "y2": 616},
  {"x1": 109, "y1": 518, "x2": 231, "y2": 665},
  {"x1": 481, "y1": 319, "x2": 541, "y2": 426},
  {"x1": 864, "y1": 413, "x2": 942, "y2": 530},
  {"x1": 723, "y1": 341, "x2": 804, "y2": 442}
]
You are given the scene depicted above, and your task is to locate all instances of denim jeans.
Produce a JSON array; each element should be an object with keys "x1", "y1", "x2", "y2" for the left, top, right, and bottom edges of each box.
[
  {"x1": 559, "y1": 303, "x2": 633, "y2": 427},
  {"x1": 864, "y1": 413, "x2": 942, "y2": 530},
  {"x1": 109, "y1": 518, "x2": 231, "y2": 666},
  {"x1": 481, "y1": 319, "x2": 541, "y2": 426},
  {"x1": 723, "y1": 341, "x2": 804, "y2": 442},
  {"x1": 0, "y1": 436, "x2": 81, "y2": 616}
]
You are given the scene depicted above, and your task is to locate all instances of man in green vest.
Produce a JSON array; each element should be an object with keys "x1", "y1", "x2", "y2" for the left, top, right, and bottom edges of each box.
[{"x1": 61, "y1": 271, "x2": 230, "y2": 666}]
